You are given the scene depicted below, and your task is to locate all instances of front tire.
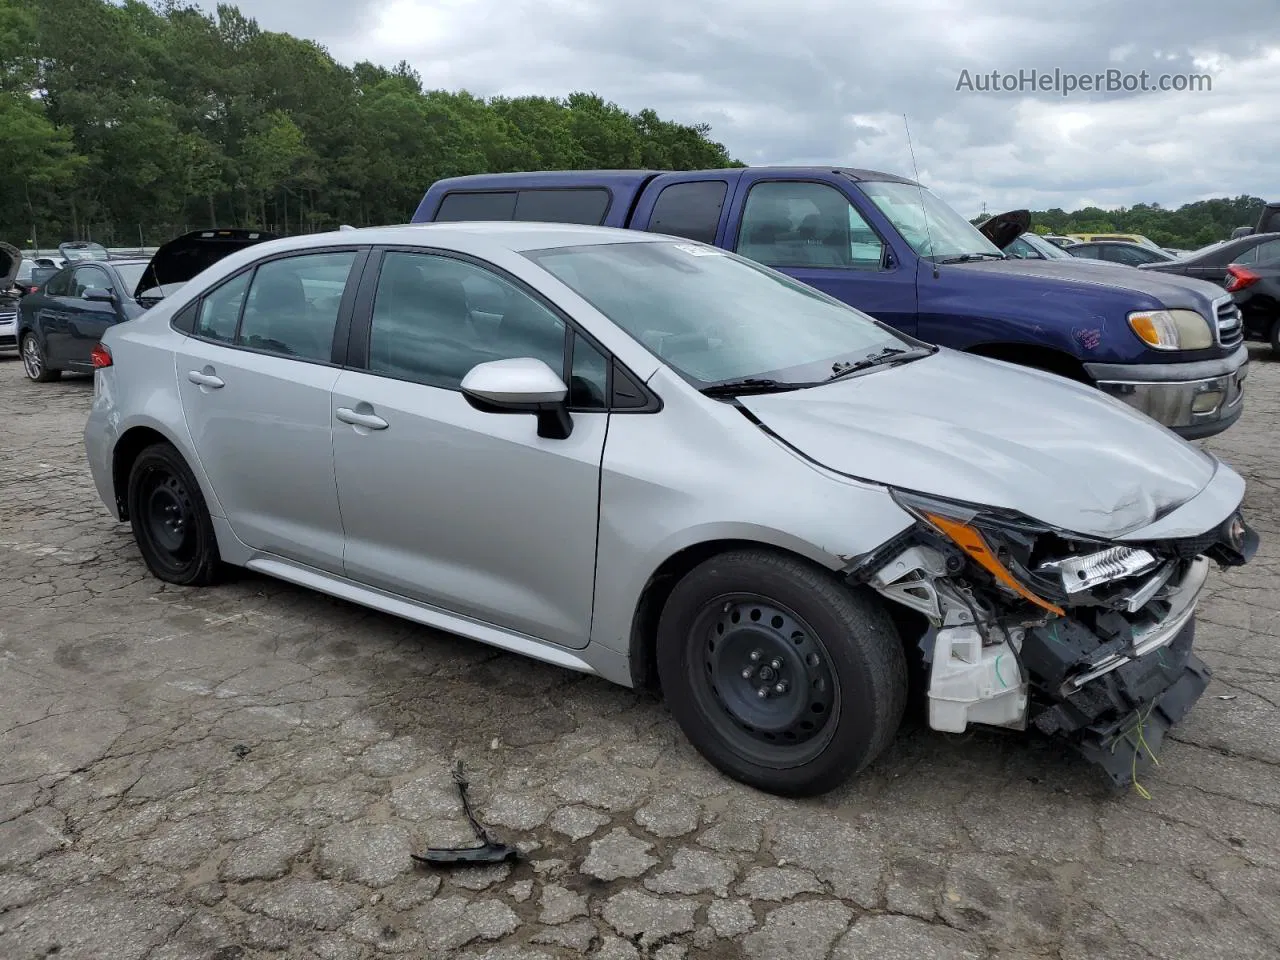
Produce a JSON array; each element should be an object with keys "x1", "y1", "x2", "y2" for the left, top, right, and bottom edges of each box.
[
  {"x1": 656, "y1": 549, "x2": 908, "y2": 796},
  {"x1": 21, "y1": 333, "x2": 59, "y2": 382},
  {"x1": 126, "y1": 442, "x2": 223, "y2": 586}
]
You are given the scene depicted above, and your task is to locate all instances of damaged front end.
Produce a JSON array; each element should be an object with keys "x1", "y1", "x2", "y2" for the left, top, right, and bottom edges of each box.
[{"x1": 847, "y1": 489, "x2": 1259, "y2": 789}]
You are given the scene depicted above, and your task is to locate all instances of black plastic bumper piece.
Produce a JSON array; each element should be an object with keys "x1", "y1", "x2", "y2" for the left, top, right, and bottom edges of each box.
[{"x1": 1030, "y1": 619, "x2": 1209, "y2": 788}]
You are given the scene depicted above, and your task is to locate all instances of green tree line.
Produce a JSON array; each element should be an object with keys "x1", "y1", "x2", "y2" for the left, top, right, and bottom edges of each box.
[
  {"x1": 1024, "y1": 196, "x2": 1267, "y2": 249},
  {"x1": 0, "y1": 0, "x2": 742, "y2": 248}
]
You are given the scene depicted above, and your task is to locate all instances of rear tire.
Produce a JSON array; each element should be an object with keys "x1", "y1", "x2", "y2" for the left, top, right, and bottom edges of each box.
[
  {"x1": 1270, "y1": 317, "x2": 1280, "y2": 357},
  {"x1": 21, "y1": 333, "x2": 59, "y2": 382},
  {"x1": 655, "y1": 548, "x2": 908, "y2": 796},
  {"x1": 126, "y1": 442, "x2": 223, "y2": 587}
]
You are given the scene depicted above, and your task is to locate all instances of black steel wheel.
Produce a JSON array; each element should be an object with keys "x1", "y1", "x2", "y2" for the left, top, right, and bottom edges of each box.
[
  {"x1": 126, "y1": 442, "x2": 223, "y2": 586},
  {"x1": 657, "y1": 548, "x2": 907, "y2": 796},
  {"x1": 690, "y1": 595, "x2": 840, "y2": 767}
]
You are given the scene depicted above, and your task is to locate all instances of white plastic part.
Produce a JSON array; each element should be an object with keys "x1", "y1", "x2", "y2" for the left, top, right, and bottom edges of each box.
[{"x1": 927, "y1": 624, "x2": 1028, "y2": 734}]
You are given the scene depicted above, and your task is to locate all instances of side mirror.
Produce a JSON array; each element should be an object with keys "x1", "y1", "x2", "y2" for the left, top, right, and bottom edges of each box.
[
  {"x1": 83, "y1": 287, "x2": 115, "y2": 303},
  {"x1": 460, "y1": 357, "x2": 573, "y2": 439}
]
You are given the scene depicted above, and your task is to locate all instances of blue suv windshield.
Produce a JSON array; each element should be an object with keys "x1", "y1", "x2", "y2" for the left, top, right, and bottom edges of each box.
[{"x1": 858, "y1": 180, "x2": 1004, "y2": 261}]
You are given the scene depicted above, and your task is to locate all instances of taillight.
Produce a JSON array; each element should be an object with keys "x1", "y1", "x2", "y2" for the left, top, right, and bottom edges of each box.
[
  {"x1": 1225, "y1": 264, "x2": 1260, "y2": 293},
  {"x1": 90, "y1": 342, "x2": 112, "y2": 368}
]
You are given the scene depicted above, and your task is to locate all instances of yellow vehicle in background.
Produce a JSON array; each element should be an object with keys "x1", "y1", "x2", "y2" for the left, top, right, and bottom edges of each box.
[{"x1": 1066, "y1": 232, "x2": 1164, "y2": 251}]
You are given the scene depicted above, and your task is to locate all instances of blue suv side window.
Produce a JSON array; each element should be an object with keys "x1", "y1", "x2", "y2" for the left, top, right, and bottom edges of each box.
[{"x1": 736, "y1": 181, "x2": 885, "y2": 270}]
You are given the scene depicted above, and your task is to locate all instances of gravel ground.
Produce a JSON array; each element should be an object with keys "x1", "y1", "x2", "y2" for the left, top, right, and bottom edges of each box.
[{"x1": 1, "y1": 346, "x2": 1277, "y2": 960}]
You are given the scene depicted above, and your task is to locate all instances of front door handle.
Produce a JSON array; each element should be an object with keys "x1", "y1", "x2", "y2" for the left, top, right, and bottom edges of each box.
[
  {"x1": 187, "y1": 370, "x2": 224, "y2": 388},
  {"x1": 336, "y1": 407, "x2": 388, "y2": 430}
]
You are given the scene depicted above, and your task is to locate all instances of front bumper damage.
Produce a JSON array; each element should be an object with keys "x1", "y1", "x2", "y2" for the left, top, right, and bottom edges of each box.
[{"x1": 850, "y1": 502, "x2": 1258, "y2": 790}]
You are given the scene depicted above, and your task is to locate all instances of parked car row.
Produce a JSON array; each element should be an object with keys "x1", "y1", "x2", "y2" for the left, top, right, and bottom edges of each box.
[
  {"x1": 80, "y1": 213, "x2": 1260, "y2": 796},
  {"x1": 6, "y1": 230, "x2": 276, "y2": 378}
]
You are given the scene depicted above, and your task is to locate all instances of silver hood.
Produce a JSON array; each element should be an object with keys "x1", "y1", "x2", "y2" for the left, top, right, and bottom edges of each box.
[{"x1": 739, "y1": 349, "x2": 1216, "y2": 539}]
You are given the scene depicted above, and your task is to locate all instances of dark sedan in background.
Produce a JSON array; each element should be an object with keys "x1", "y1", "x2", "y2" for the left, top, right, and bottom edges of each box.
[
  {"x1": 1139, "y1": 232, "x2": 1280, "y2": 286},
  {"x1": 1226, "y1": 263, "x2": 1280, "y2": 354},
  {"x1": 17, "y1": 257, "x2": 150, "y2": 381},
  {"x1": 1067, "y1": 240, "x2": 1178, "y2": 267},
  {"x1": 16, "y1": 228, "x2": 276, "y2": 382}
]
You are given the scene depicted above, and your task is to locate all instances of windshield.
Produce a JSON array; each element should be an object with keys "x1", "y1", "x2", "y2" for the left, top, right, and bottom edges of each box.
[
  {"x1": 1007, "y1": 233, "x2": 1074, "y2": 260},
  {"x1": 113, "y1": 262, "x2": 146, "y2": 294},
  {"x1": 858, "y1": 180, "x2": 1003, "y2": 261},
  {"x1": 524, "y1": 240, "x2": 910, "y2": 385}
]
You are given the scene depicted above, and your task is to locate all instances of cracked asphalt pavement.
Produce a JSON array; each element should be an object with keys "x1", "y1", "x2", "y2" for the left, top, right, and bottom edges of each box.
[{"x1": 1, "y1": 348, "x2": 1278, "y2": 960}]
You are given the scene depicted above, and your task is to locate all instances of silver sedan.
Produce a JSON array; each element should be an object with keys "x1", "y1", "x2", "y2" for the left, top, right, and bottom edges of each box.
[{"x1": 84, "y1": 222, "x2": 1258, "y2": 796}]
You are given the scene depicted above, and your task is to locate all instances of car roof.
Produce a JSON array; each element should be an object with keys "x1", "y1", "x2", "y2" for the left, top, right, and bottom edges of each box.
[
  {"x1": 430, "y1": 166, "x2": 919, "y2": 191},
  {"x1": 277, "y1": 221, "x2": 679, "y2": 254}
]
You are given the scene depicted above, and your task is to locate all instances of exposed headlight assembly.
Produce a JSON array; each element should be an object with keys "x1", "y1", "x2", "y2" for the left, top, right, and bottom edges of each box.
[
  {"x1": 1127, "y1": 308, "x2": 1213, "y2": 351},
  {"x1": 889, "y1": 489, "x2": 1066, "y2": 617}
]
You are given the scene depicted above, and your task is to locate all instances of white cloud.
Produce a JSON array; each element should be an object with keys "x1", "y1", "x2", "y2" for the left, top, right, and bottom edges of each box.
[{"x1": 212, "y1": 0, "x2": 1280, "y2": 214}]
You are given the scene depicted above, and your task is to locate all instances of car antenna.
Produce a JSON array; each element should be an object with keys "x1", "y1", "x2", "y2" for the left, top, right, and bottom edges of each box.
[{"x1": 903, "y1": 114, "x2": 939, "y2": 279}]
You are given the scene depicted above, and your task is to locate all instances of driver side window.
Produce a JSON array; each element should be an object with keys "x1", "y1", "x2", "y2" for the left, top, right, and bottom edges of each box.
[
  {"x1": 366, "y1": 252, "x2": 608, "y2": 408},
  {"x1": 736, "y1": 181, "x2": 885, "y2": 270},
  {"x1": 71, "y1": 265, "x2": 110, "y2": 297}
]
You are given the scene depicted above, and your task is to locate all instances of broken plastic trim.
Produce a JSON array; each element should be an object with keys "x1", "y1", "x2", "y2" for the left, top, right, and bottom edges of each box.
[{"x1": 411, "y1": 762, "x2": 521, "y2": 868}]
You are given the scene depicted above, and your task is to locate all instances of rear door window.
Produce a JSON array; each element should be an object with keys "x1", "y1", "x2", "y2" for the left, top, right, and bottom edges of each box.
[
  {"x1": 648, "y1": 181, "x2": 728, "y2": 244},
  {"x1": 236, "y1": 251, "x2": 358, "y2": 362}
]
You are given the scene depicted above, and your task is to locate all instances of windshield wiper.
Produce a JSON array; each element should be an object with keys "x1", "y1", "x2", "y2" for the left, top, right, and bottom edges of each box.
[
  {"x1": 700, "y1": 378, "x2": 810, "y2": 397},
  {"x1": 935, "y1": 252, "x2": 1006, "y2": 263},
  {"x1": 825, "y1": 345, "x2": 935, "y2": 382}
]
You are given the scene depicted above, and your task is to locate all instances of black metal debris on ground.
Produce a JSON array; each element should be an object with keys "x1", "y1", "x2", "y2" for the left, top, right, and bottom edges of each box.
[{"x1": 412, "y1": 761, "x2": 521, "y2": 868}]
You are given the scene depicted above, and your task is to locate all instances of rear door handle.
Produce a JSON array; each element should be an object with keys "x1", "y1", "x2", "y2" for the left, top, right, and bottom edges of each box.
[
  {"x1": 187, "y1": 371, "x2": 224, "y2": 388},
  {"x1": 336, "y1": 407, "x2": 388, "y2": 430}
]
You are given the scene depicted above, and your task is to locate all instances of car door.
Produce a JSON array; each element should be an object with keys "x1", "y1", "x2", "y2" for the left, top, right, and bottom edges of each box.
[
  {"x1": 727, "y1": 177, "x2": 919, "y2": 335},
  {"x1": 330, "y1": 247, "x2": 610, "y2": 650},
  {"x1": 174, "y1": 247, "x2": 367, "y2": 574},
  {"x1": 59, "y1": 264, "x2": 121, "y2": 369},
  {"x1": 31, "y1": 267, "x2": 76, "y2": 364}
]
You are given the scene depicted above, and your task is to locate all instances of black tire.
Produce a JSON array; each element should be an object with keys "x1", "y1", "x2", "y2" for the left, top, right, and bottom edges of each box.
[
  {"x1": 1270, "y1": 317, "x2": 1280, "y2": 357},
  {"x1": 126, "y1": 442, "x2": 223, "y2": 587},
  {"x1": 656, "y1": 548, "x2": 908, "y2": 796},
  {"x1": 20, "y1": 332, "x2": 60, "y2": 382}
]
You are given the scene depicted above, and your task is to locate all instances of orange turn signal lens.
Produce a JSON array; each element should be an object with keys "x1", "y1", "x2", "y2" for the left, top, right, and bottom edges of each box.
[{"x1": 923, "y1": 512, "x2": 1065, "y2": 617}]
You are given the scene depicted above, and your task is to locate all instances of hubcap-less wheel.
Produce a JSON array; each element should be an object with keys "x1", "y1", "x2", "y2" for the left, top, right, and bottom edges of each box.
[
  {"x1": 22, "y1": 335, "x2": 43, "y2": 380},
  {"x1": 690, "y1": 594, "x2": 840, "y2": 767},
  {"x1": 138, "y1": 469, "x2": 197, "y2": 570}
]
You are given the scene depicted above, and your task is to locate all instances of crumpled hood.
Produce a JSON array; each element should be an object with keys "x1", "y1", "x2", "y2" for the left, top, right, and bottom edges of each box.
[
  {"x1": 739, "y1": 349, "x2": 1217, "y2": 539},
  {"x1": 954, "y1": 257, "x2": 1225, "y2": 313},
  {"x1": 0, "y1": 241, "x2": 21, "y2": 288}
]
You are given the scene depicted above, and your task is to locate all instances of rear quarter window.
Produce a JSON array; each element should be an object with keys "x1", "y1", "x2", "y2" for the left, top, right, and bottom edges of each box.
[
  {"x1": 512, "y1": 188, "x2": 611, "y2": 225},
  {"x1": 435, "y1": 191, "x2": 518, "y2": 221},
  {"x1": 434, "y1": 187, "x2": 611, "y2": 226}
]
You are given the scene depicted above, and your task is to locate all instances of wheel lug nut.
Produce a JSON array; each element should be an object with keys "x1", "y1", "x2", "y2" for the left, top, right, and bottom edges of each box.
[
  {"x1": 741, "y1": 667, "x2": 753, "y2": 679},
  {"x1": 749, "y1": 650, "x2": 762, "y2": 662},
  {"x1": 770, "y1": 658, "x2": 782, "y2": 670},
  {"x1": 756, "y1": 686, "x2": 770, "y2": 699},
  {"x1": 774, "y1": 682, "x2": 788, "y2": 694}
]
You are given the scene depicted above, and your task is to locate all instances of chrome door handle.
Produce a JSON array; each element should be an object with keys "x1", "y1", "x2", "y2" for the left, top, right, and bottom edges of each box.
[
  {"x1": 336, "y1": 407, "x2": 388, "y2": 430},
  {"x1": 187, "y1": 370, "x2": 224, "y2": 388}
]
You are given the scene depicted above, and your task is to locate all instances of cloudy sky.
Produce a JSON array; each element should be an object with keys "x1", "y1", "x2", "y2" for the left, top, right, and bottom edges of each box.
[{"x1": 210, "y1": 0, "x2": 1277, "y2": 216}]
